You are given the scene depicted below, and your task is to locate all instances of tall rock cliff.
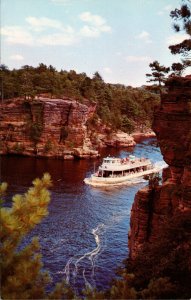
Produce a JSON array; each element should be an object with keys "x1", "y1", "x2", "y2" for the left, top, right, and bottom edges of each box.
[
  {"x1": 128, "y1": 76, "x2": 191, "y2": 258},
  {"x1": 0, "y1": 97, "x2": 99, "y2": 159},
  {"x1": 0, "y1": 96, "x2": 142, "y2": 159}
]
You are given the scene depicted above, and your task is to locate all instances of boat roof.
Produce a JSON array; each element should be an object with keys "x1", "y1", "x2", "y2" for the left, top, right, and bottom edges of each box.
[
  {"x1": 103, "y1": 157, "x2": 121, "y2": 161},
  {"x1": 99, "y1": 156, "x2": 151, "y2": 172},
  {"x1": 99, "y1": 162, "x2": 150, "y2": 171}
]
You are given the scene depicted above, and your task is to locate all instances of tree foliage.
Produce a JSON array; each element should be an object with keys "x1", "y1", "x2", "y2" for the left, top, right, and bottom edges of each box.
[
  {"x1": 169, "y1": 0, "x2": 191, "y2": 58},
  {"x1": 0, "y1": 175, "x2": 74, "y2": 300},
  {"x1": 0, "y1": 64, "x2": 160, "y2": 133},
  {"x1": 146, "y1": 61, "x2": 170, "y2": 87}
]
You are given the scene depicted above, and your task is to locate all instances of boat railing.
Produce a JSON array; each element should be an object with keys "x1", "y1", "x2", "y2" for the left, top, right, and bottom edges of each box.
[{"x1": 101, "y1": 157, "x2": 150, "y2": 167}]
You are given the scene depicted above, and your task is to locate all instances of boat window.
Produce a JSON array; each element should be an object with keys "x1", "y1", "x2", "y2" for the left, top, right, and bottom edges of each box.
[{"x1": 103, "y1": 171, "x2": 112, "y2": 177}]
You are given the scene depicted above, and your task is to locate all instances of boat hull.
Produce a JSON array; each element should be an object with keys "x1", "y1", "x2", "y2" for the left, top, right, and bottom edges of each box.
[{"x1": 84, "y1": 167, "x2": 161, "y2": 186}]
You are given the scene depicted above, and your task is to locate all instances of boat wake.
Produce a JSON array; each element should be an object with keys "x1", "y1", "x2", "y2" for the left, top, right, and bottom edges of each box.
[
  {"x1": 58, "y1": 160, "x2": 168, "y2": 290},
  {"x1": 59, "y1": 204, "x2": 131, "y2": 291},
  {"x1": 58, "y1": 224, "x2": 105, "y2": 290},
  {"x1": 154, "y1": 160, "x2": 168, "y2": 170}
]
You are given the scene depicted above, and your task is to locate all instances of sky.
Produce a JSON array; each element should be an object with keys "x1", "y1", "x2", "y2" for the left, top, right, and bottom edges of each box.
[{"x1": 1, "y1": 0, "x2": 189, "y2": 87}]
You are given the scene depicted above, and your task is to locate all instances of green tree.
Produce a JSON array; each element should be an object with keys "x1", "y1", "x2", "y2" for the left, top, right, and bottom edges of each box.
[
  {"x1": 0, "y1": 63, "x2": 160, "y2": 134},
  {"x1": 0, "y1": 174, "x2": 75, "y2": 299},
  {"x1": 146, "y1": 60, "x2": 170, "y2": 87},
  {"x1": 121, "y1": 116, "x2": 135, "y2": 133},
  {"x1": 169, "y1": 0, "x2": 191, "y2": 58},
  {"x1": 19, "y1": 71, "x2": 34, "y2": 99},
  {"x1": 171, "y1": 62, "x2": 186, "y2": 76},
  {"x1": 92, "y1": 71, "x2": 103, "y2": 82},
  {"x1": 0, "y1": 181, "x2": 8, "y2": 205}
]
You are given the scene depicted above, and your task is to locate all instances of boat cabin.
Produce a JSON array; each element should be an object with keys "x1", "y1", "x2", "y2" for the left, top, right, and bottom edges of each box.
[
  {"x1": 102, "y1": 157, "x2": 121, "y2": 165},
  {"x1": 95, "y1": 156, "x2": 152, "y2": 178}
]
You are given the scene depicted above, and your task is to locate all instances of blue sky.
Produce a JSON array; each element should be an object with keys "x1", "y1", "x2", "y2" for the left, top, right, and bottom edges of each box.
[{"x1": 1, "y1": 0, "x2": 189, "y2": 86}]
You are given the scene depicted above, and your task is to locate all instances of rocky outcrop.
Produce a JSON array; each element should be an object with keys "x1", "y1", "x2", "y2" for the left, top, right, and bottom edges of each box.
[
  {"x1": 129, "y1": 76, "x2": 191, "y2": 258},
  {"x1": 0, "y1": 97, "x2": 99, "y2": 159},
  {"x1": 131, "y1": 130, "x2": 156, "y2": 142},
  {"x1": 104, "y1": 131, "x2": 136, "y2": 148},
  {"x1": 0, "y1": 96, "x2": 155, "y2": 159}
]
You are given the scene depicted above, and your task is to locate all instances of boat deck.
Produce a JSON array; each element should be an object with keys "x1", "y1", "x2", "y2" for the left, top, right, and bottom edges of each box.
[{"x1": 99, "y1": 158, "x2": 151, "y2": 172}]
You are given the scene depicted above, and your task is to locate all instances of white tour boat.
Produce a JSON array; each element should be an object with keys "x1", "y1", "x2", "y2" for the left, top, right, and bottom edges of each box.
[{"x1": 84, "y1": 155, "x2": 161, "y2": 186}]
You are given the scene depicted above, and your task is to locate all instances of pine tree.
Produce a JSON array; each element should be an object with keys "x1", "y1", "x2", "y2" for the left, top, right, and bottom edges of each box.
[
  {"x1": 169, "y1": 0, "x2": 191, "y2": 75},
  {"x1": 146, "y1": 61, "x2": 170, "y2": 87},
  {"x1": 0, "y1": 174, "x2": 75, "y2": 299},
  {"x1": 170, "y1": 60, "x2": 191, "y2": 76},
  {"x1": 169, "y1": 0, "x2": 191, "y2": 58}
]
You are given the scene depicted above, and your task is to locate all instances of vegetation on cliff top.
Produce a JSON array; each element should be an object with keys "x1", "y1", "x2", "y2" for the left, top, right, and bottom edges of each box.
[{"x1": 0, "y1": 64, "x2": 159, "y2": 133}]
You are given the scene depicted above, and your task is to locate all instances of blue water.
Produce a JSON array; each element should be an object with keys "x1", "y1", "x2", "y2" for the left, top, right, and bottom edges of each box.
[{"x1": 1, "y1": 138, "x2": 164, "y2": 293}]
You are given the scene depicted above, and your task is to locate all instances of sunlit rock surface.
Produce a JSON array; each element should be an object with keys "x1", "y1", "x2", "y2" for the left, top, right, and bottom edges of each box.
[
  {"x1": 0, "y1": 97, "x2": 99, "y2": 159},
  {"x1": 129, "y1": 76, "x2": 191, "y2": 258}
]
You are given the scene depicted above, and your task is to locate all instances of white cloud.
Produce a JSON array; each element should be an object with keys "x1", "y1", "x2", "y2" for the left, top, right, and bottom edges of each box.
[
  {"x1": 157, "y1": 4, "x2": 173, "y2": 16},
  {"x1": 103, "y1": 67, "x2": 112, "y2": 74},
  {"x1": 166, "y1": 33, "x2": 189, "y2": 46},
  {"x1": 126, "y1": 55, "x2": 151, "y2": 63},
  {"x1": 80, "y1": 26, "x2": 100, "y2": 37},
  {"x1": 1, "y1": 26, "x2": 34, "y2": 45},
  {"x1": 79, "y1": 11, "x2": 111, "y2": 37},
  {"x1": 10, "y1": 54, "x2": 24, "y2": 61},
  {"x1": 137, "y1": 31, "x2": 150, "y2": 39},
  {"x1": 80, "y1": 11, "x2": 105, "y2": 26},
  {"x1": 38, "y1": 32, "x2": 77, "y2": 46},
  {"x1": 26, "y1": 16, "x2": 62, "y2": 31},
  {"x1": 136, "y1": 31, "x2": 152, "y2": 43},
  {"x1": 164, "y1": 5, "x2": 173, "y2": 11},
  {"x1": 2, "y1": 12, "x2": 111, "y2": 46}
]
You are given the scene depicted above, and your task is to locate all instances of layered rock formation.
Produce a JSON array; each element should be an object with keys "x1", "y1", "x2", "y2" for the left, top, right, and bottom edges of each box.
[
  {"x1": 0, "y1": 96, "x2": 154, "y2": 159},
  {"x1": 101, "y1": 131, "x2": 136, "y2": 148},
  {"x1": 128, "y1": 76, "x2": 191, "y2": 258},
  {"x1": 131, "y1": 130, "x2": 156, "y2": 143},
  {"x1": 0, "y1": 97, "x2": 99, "y2": 159}
]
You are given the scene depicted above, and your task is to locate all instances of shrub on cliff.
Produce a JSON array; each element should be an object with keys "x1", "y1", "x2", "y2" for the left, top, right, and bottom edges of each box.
[{"x1": 0, "y1": 175, "x2": 74, "y2": 299}]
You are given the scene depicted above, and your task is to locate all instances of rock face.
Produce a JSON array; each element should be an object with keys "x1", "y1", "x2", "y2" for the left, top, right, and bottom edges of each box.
[
  {"x1": 0, "y1": 96, "x2": 154, "y2": 159},
  {"x1": 0, "y1": 97, "x2": 99, "y2": 159},
  {"x1": 131, "y1": 130, "x2": 156, "y2": 142},
  {"x1": 128, "y1": 76, "x2": 191, "y2": 258},
  {"x1": 104, "y1": 131, "x2": 136, "y2": 148}
]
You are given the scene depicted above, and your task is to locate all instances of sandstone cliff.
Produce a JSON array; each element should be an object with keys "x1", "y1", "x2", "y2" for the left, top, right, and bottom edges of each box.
[
  {"x1": 0, "y1": 96, "x2": 152, "y2": 159},
  {"x1": 0, "y1": 97, "x2": 99, "y2": 159},
  {"x1": 128, "y1": 76, "x2": 191, "y2": 258}
]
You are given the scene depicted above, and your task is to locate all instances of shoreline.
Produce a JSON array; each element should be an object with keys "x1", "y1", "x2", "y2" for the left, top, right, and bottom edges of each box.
[{"x1": 0, "y1": 133, "x2": 156, "y2": 160}]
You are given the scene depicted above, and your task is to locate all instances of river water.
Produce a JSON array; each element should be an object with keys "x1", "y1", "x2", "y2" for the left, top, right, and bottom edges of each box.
[{"x1": 1, "y1": 138, "x2": 164, "y2": 293}]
